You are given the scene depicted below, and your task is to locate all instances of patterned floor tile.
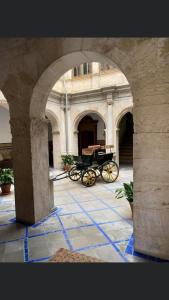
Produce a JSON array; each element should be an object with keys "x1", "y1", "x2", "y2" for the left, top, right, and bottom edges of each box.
[
  {"x1": 28, "y1": 231, "x2": 69, "y2": 261},
  {"x1": 0, "y1": 165, "x2": 149, "y2": 263},
  {"x1": 99, "y1": 221, "x2": 133, "y2": 242},
  {"x1": 59, "y1": 203, "x2": 83, "y2": 214},
  {"x1": 0, "y1": 239, "x2": 24, "y2": 262},
  {"x1": 66, "y1": 226, "x2": 108, "y2": 250},
  {"x1": 88, "y1": 209, "x2": 121, "y2": 223},
  {"x1": 79, "y1": 200, "x2": 108, "y2": 211},
  {"x1": 0, "y1": 223, "x2": 25, "y2": 242},
  {"x1": 28, "y1": 216, "x2": 62, "y2": 237},
  {"x1": 60, "y1": 213, "x2": 93, "y2": 229},
  {"x1": 78, "y1": 244, "x2": 125, "y2": 262}
]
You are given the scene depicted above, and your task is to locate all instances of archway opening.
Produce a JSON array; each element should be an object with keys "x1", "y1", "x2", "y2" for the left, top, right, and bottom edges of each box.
[
  {"x1": 0, "y1": 103, "x2": 12, "y2": 168},
  {"x1": 119, "y1": 112, "x2": 133, "y2": 165},
  {"x1": 77, "y1": 113, "x2": 106, "y2": 155},
  {"x1": 47, "y1": 119, "x2": 54, "y2": 167}
]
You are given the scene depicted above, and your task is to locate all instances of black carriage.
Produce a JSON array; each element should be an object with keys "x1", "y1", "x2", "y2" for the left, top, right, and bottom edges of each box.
[{"x1": 68, "y1": 150, "x2": 119, "y2": 187}]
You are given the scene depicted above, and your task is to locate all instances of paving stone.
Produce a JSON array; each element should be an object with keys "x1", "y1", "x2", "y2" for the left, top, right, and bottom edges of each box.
[
  {"x1": 28, "y1": 232, "x2": 69, "y2": 261},
  {"x1": 0, "y1": 239, "x2": 24, "y2": 262},
  {"x1": 79, "y1": 244, "x2": 125, "y2": 262},
  {"x1": 67, "y1": 226, "x2": 108, "y2": 250},
  {"x1": 60, "y1": 213, "x2": 93, "y2": 229}
]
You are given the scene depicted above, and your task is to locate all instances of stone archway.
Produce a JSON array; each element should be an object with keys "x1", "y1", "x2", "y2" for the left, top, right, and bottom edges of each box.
[
  {"x1": 1, "y1": 38, "x2": 168, "y2": 259},
  {"x1": 118, "y1": 112, "x2": 133, "y2": 165},
  {"x1": 73, "y1": 110, "x2": 106, "y2": 156},
  {"x1": 115, "y1": 107, "x2": 133, "y2": 166},
  {"x1": 0, "y1": 104, "x2": 12, "y2": 168},
  {"x1": 45, "y1": 109, "x2": 61, "y2": 169},
  {"x1": 77, "y1": 114, "x2": 106, "y2": 155}
]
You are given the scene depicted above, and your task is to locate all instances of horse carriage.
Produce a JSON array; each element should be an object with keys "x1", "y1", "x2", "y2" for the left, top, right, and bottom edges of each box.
[
  {"x1": 53, "y1": 145, "x2": 119, "y2": 187},
  {"x1": 69, "y1": 145, "x2": 119, "y2": 187}
]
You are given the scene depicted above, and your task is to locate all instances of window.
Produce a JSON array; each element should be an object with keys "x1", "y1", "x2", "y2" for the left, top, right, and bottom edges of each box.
[{"x1": 73, "y1": 63, "x2": 92, "y2": 77}]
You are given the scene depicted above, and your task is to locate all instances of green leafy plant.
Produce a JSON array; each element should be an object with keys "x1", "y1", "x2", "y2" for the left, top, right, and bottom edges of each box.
[
  {"x1": 61, "y1": 155, "x2": 74, "y2": 165},
  {"x1": 115, "y1": 181, "x2": 133, "y2": 203},
  {"x1": 0, "y1": 168, "x2": 14, "y2": 186}
]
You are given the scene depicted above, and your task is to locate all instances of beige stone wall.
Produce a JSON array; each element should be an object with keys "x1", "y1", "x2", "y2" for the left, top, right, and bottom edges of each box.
[{"x1": 53, "y1": 63, "x2": 128, "y2": 94}]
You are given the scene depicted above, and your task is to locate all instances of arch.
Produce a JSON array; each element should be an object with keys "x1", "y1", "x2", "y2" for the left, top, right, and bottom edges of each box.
[
  {"x1": 116, "y1": 106, "x2": 133, "y2": 129},
  {"x1": 45, "y1": 108, "x2": 60, "y2": 133},
  {"x1": 73, "y1": 109, "x2": 106, "y2": 132},
  {"x1": 0, "y1": 90, "x2": 9, "y2": 111},
  {"x1": 45, "y1": 108, "x2": 61, "y2": 169},
  {"x1": 30, "y1": 49, "x2": 131, "y2": 119}
]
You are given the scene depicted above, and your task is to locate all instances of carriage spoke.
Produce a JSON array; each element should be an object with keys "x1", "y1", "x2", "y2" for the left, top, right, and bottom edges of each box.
[
  {"x1": 101, "y1": 161, "x2": 119, "y2": 183},
  {"x1": 81, "y1": 169, "x2": 96, "y2": 187}
]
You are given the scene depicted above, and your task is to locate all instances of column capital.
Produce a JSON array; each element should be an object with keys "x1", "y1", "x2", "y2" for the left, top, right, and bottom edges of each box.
[{"x1": 107, "y1": 99, "x2": 114, "y2": 105}]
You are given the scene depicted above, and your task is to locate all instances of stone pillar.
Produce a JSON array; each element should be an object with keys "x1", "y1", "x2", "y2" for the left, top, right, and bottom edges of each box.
[
  {"x1": 67, "y1": 105, "x2": 71, "y2": 154},
  {"x1": 106, "y1": 94, "x2": 114, "y2": 152},
  {"x1": 133, "y1": 91, "x2": 169, "y2": 260},
  {"x1": 73, "y1": 130, "x2": 79, "y2": 155},
  {"x1": 52, "y1": 130, "x2": 61, "y2": 169},
  {"x1": 10, "y1": 117, "x2": 54, "y2": 225},
  {"x1": 60, "y1": 103, "x2": 66, "y2": 155}
]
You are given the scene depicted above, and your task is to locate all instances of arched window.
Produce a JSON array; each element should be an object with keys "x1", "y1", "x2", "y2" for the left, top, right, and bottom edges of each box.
[{"x1": 73, "y1": 63, "x2": 92, "y2": 77}]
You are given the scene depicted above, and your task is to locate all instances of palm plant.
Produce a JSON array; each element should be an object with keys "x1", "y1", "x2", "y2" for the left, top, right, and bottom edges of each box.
[{"x1": 115, "y1": 182, "x2": 133, "y2": 203}]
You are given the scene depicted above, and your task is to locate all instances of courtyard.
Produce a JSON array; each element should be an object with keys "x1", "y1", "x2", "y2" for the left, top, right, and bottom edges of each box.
[{"x1": 0, "y1": 165, "x2": 158, "y2": 263}]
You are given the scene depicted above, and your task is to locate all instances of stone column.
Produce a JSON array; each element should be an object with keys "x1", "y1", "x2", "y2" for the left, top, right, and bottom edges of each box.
[
  {"x1": 73, "y1": 130, "x2": 79, "y2": 155},
  {"x1": 66, "y1": 105, "x2": 71, "y2": 154},
  {"x1": 52, "y1": 130, "x2": 61, "y2": 169},
  {"x1": 133, "y1": 88, "x2": 169, "y2": 260},
  {"x1": 10, "y1": 117, "x2": 53, "y2": 225},
  {"x1": 106, "y1": 93, "x2": 114, "y2": 152},
  {"x1": 60, "y1": 102, "x2": 66, "y2": 155}
]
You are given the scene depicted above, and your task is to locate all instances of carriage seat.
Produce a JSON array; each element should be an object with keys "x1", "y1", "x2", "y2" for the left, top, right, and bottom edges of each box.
[{"x1": 75, "y1": 154, "x2": 93, "y2": 170}]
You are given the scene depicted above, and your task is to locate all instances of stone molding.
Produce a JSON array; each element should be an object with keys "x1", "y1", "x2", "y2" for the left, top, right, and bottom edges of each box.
[{"x1": 52, "y1": 130, "x2": 60, "y2": 135}]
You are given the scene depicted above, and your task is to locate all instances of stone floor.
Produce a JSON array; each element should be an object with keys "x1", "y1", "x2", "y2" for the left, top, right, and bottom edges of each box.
[{"x1": 0, "y1": 165, "x2": 162, "y2": 263}]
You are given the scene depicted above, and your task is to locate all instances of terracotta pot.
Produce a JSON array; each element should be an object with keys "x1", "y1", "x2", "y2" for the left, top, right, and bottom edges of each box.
[
  {"x1": 64, "y1": 164, "x2": 72, "y2": 172},
  {"x1": 129, "y1": 202, "x2": 133, "y2": 217},
  {"x1": 0, "y1": 184, "x2": 11, "y2": 195}
]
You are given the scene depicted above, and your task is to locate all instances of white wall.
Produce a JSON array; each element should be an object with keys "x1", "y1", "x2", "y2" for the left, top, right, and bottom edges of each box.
[{"x1": 0, "y1": 107, "x2": 11, "y2": 143}]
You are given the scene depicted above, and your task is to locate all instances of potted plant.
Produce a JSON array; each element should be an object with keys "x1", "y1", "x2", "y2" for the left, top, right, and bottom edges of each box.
[
  {"x1": 61, "y1": 155, "x2": 74, "y2": 172},
  {"x1": 115, "y1": 181, "x2": 133, "y2": 216},
  {"x1": 0, "y1": 168, "x2": 14, "y2": 195}
]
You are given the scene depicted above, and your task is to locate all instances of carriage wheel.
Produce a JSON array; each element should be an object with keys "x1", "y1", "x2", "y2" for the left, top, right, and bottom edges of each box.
[
  {"x1": 68, "y1": 166, "x2": 81, "y2": 181},
  {"x1": 81, "y1": 169, "x2": 97, "y2": 187},
  {"x1": 101, "y1": 161, "x2": 119, "y2": 183}
]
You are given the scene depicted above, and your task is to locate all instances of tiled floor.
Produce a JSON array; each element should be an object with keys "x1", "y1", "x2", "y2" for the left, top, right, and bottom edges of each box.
[{"x1": 0, "y1": 165, "x2": 163, "y2": 263}]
